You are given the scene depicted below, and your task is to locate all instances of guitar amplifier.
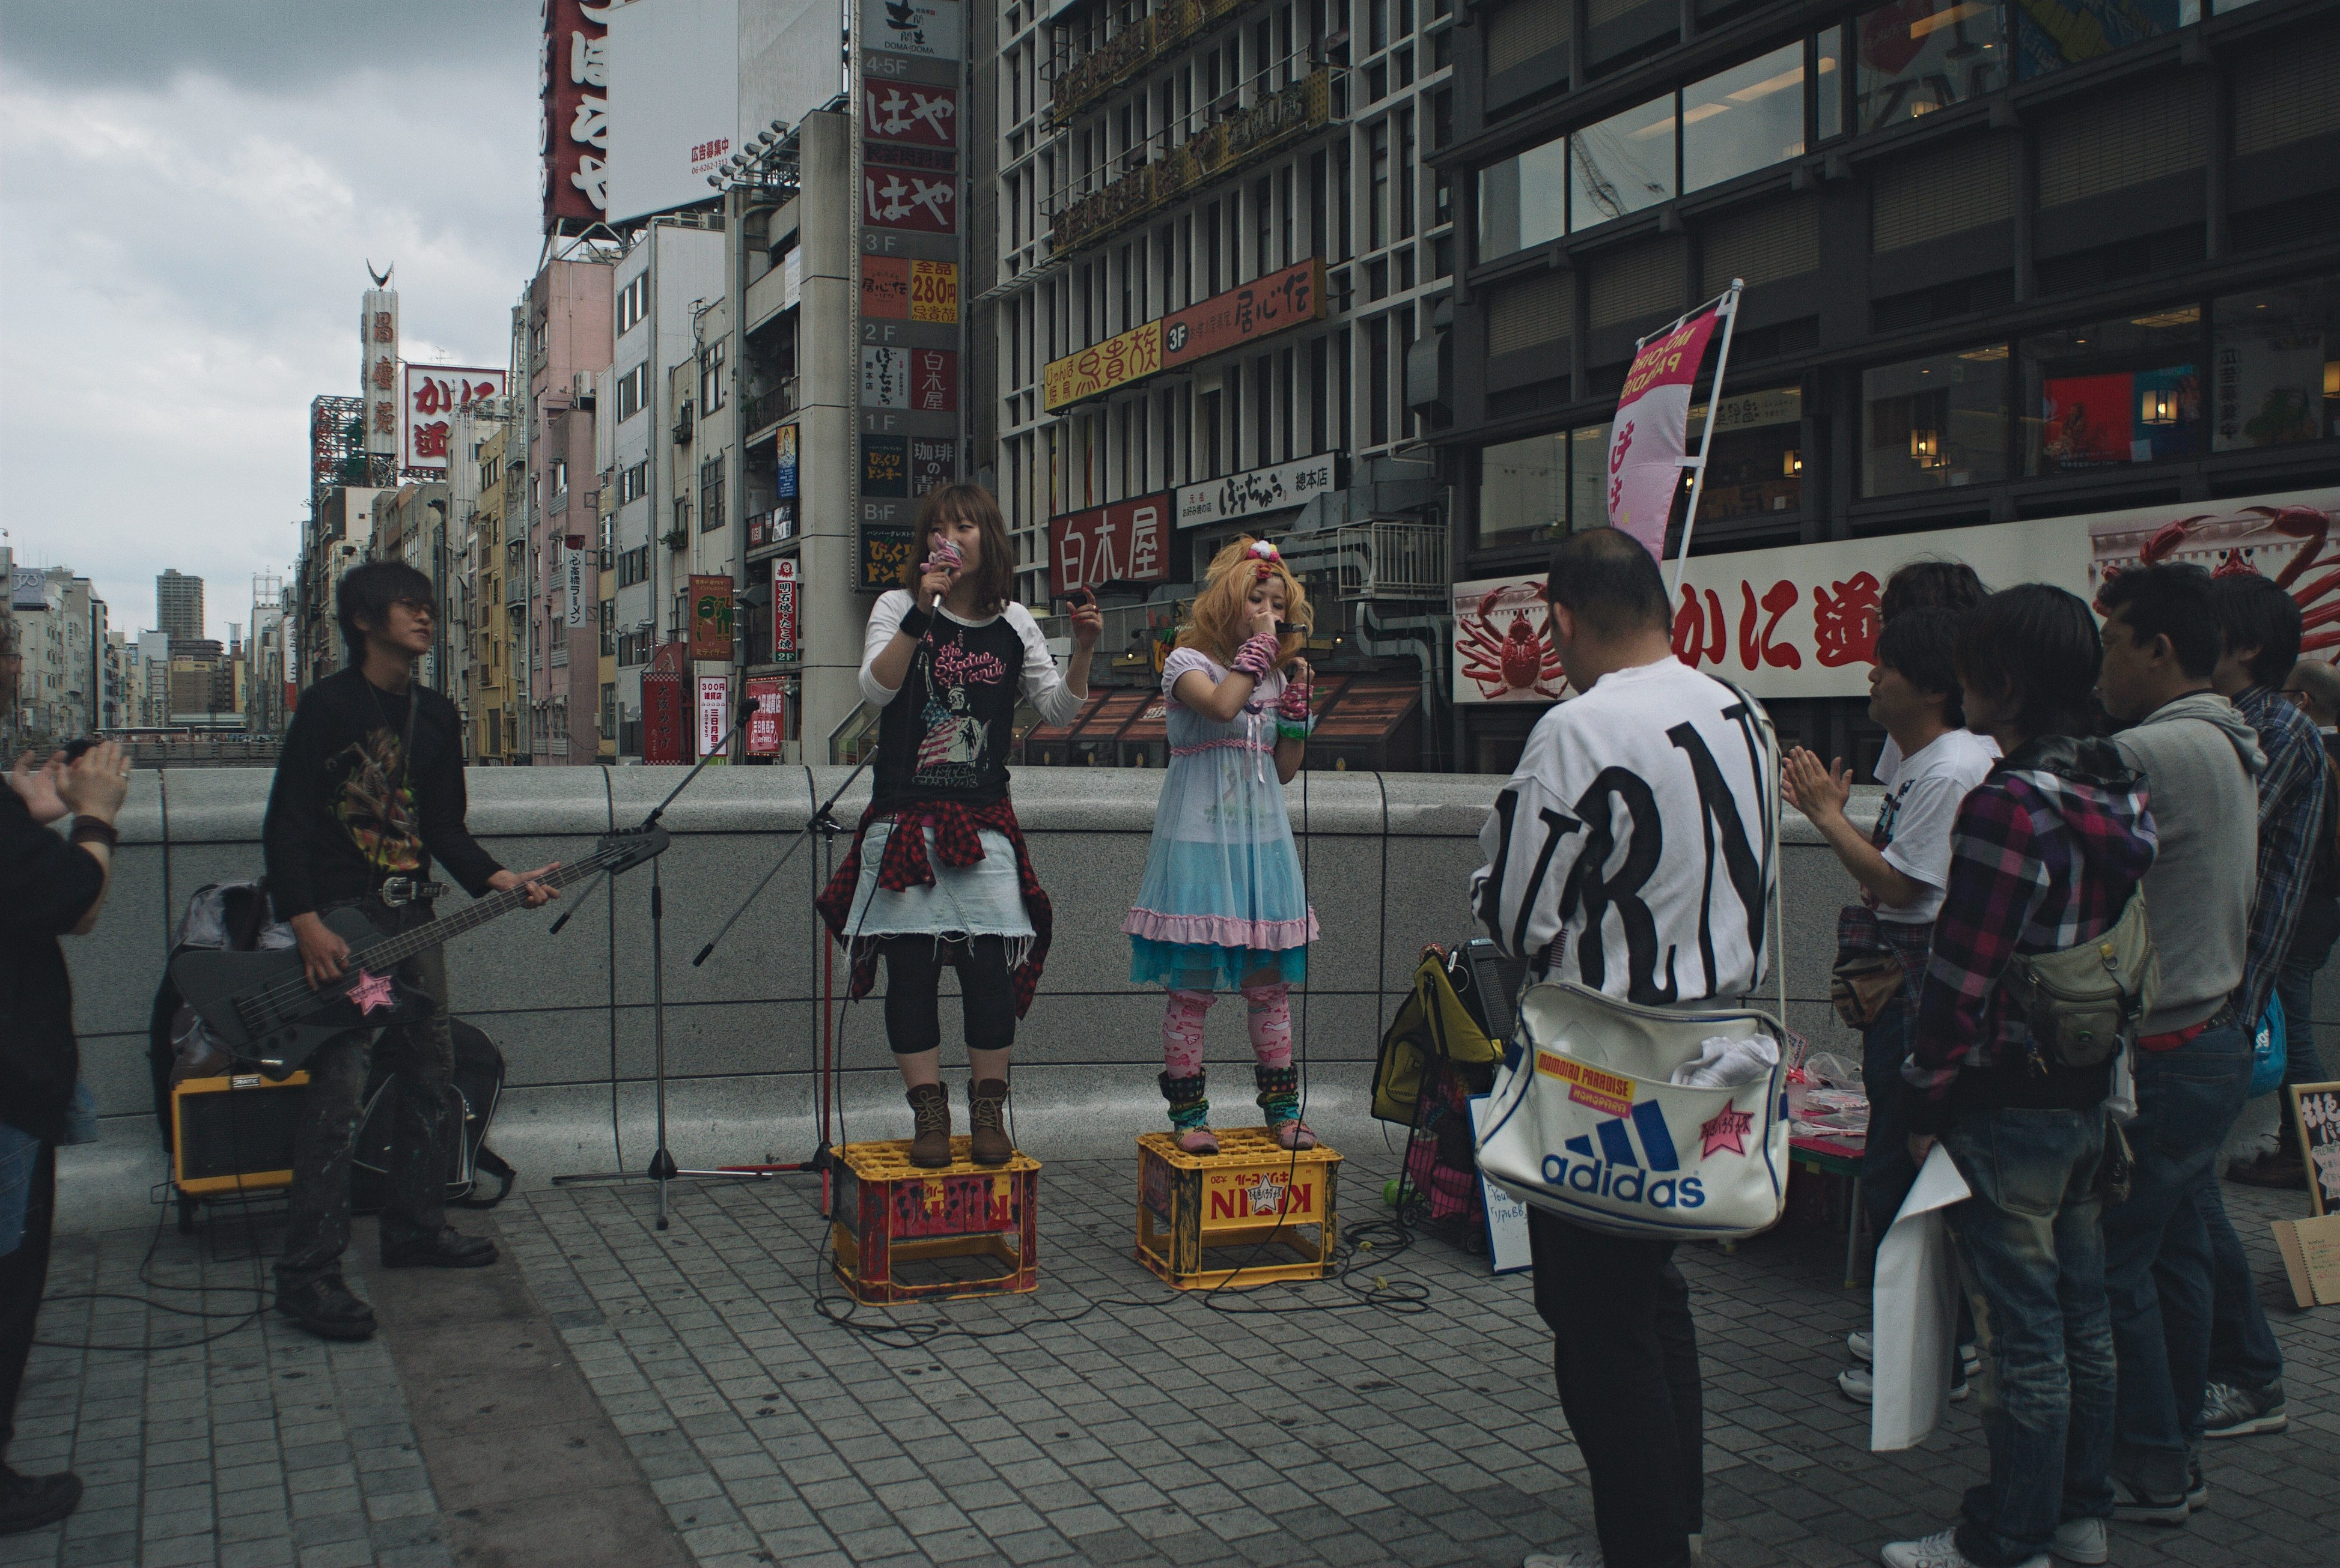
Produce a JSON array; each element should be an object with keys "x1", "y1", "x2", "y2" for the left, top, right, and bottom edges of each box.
[{"x1": 171, "y1": 1072, "x2": 310, "y2": 1197}]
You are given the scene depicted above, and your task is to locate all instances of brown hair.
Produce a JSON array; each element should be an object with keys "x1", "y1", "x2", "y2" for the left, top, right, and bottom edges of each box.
[
  {"x1": 902, "y1": 483, "x2": 1015, "y2": 615},
  {"x1": 1177, "y1": 536, "x2": 1313, "y2": 666}
]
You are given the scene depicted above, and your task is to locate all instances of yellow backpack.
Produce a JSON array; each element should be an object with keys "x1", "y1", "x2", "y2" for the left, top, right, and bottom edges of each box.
[{"x1": 1370, "y1": 944, "x2": 1510, "y2": 1125}]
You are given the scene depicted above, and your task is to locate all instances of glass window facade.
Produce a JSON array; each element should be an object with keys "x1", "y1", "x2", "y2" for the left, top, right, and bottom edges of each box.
[
  {"x1": 1855, "y1": 0, "x2": 2008, "y2": 134},
  {"x1": 1570, "y1": 96, "x2": 1677, "y2": 227},
  {"x1": 2211, "y1": 277, "x2": 2340, "y2": 452},
  {"x1": 2016, "y1": 0, "x2": 2192, "y2": 79},
  {"x1": 1687, "y1": 387, "x2": 1804, "y2": 520},
  {"x1": 1478, "y1": 421, "x2": 1613, "y2": 548},
  {"x1": 1862, "y1": 346, "x2": 2009, "y2": 496},
  {"x1": 1477, "y1": 133, "x2": 1568, "y2": 260},
  {"x1": 1683, "y1": 43, "x2": 1811, "y2": 194},
  {"x1": 2020, "y1": 308, "x2": 2204, "y2": 475}
]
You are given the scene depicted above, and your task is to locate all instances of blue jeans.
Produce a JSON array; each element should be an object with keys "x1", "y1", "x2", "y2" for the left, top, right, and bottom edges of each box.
[
  {"x1": 2104, "y1": 1021, "x2": 2253, "y2": 1495},
  {"x1": 1939, "y1": 1108, "x2": 2115, "y2": 1567}
]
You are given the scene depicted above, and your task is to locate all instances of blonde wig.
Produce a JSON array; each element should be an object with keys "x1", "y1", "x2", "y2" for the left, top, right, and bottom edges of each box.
[{"x1": 1176, "y1": 536, "x2": 1313, "y2": 667}]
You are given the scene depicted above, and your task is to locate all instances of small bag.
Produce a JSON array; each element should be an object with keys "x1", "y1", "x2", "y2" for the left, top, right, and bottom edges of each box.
[
  {"x1": 1474, "y1": 980, "x2": 1791, "y2": 1241},
  {"x1": 2249, "y1": 997, "x2": 2288, "y2": 1099},
  {"x1": 2000, "y1": 889, "x2": 2160, "y2": 1070},
  {"x1": 1831, "y1": 950, "x2": 1906, "y2": 1031}
]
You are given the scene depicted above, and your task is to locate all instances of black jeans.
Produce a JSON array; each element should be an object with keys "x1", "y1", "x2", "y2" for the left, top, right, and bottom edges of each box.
[
  {"x1": 0, "y1": 1143, "x2": 56, "y2": 1467},
  {"x1": 1529, "y1": 1210, "x2": 1700, "y2": 1568},
  {"x1": 880, "y1": 935, "x2": 1017, "y2": 1056},
  {"x1": 278, "y1": 902, "x2": 455, "y2": 1290}
]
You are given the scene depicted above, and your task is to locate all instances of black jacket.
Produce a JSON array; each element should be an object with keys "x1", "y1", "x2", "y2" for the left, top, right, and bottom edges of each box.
[
  {"x1": 0, "y1": 787, "x2": 105, "y2": 1142},
  {"x1": 262, "y1": 667, "x2": 501, "y2": 919}
]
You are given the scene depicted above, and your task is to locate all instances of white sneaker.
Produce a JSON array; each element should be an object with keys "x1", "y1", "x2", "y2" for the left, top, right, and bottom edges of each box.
[
  {"x1": 2050, "y1": 1516, "x2": 2108, "y2": 1564},
  {"x1": 1847, "y1": 1331, "x2": 1978, "y2": 1377},
  {"x1": 1880, "y1": 1527, "x2": 2049, "y2": 1568},
  {"x1": 1840, "y1": 1364, "x2": 1968, "y2": 1405}
]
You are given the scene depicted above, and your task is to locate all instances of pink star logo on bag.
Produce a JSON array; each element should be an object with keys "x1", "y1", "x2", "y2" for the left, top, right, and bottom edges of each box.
[
  {"x1": 1698, "y1": 1106, "x2": 1753, "y2": 1158},
  {"x1": 346, "y1": 968, "x2": 396, "y2": 1016}
]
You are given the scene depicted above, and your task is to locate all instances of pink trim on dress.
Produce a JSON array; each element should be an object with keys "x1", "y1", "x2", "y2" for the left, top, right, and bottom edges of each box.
[
  {"x1": 1120, "y1": 908, "x2": 1321, "y2": 949},
  {"x1": 1169, "y1": 736, "x2": 1275, "y2": 757}
]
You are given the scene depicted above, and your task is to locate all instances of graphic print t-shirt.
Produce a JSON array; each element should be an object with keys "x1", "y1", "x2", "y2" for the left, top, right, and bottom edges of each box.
[
  {"x1": 1470, "y1": 657, "x2": 1779, "y2": 1006},
  {"x1": 1868, "y1": 729, "x2": 1997, "y2": 925},
  {"x1": 860, "y1": 591, "x2": 1085, "y2": 809},
  {"x1": 261, "y1": 667, "x2": 502, "y2": 919}
]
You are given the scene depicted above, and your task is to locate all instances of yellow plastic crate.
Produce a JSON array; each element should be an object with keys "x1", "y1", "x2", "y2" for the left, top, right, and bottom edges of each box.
[
  {"x1": 1133, "y1": 1128, "x2": 1341, "y2": 1289},
  {"x1": 829, "y1": 1137, "x2": 1042, "y2": 1304}
]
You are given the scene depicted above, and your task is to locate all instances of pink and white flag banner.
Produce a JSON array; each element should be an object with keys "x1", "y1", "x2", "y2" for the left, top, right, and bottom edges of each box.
[{"x1": 1604, "y1": 306, "x2": 1725, "y2": 558}]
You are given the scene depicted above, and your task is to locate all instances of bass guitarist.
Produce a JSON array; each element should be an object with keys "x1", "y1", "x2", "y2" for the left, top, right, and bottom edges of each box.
[{"x1": 261, "y1": 561, "x2": 557, "y2": 1342}]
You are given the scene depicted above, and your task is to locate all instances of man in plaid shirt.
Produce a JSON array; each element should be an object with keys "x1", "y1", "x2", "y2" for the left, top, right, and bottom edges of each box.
[
  {"x1": 1881, "y1": 586, "x2": 2157, "y2": 1568},
  {"x1": 2194, "y1": 576, "x2": 2326, "y2": 1445}
]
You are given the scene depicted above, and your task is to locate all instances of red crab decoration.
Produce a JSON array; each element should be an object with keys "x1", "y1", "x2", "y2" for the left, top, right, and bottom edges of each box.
[
  {"x1": 1458, "y1": 584, "x2": 1567, "y2": 700},
  {"x1": 2098, "y1": 505, "x2": 2340, "y2": 659}
]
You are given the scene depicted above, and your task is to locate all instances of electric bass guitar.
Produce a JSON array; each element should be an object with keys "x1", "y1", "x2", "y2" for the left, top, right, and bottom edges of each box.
[{"x1": 170, "y1": 825, "x2": 669, "y2": 1077}]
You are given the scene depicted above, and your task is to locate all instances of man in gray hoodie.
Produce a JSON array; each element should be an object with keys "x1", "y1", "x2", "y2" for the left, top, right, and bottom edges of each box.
[{"x1": 2095, "y1": 562, "x2": 2263, "y2": 1527}]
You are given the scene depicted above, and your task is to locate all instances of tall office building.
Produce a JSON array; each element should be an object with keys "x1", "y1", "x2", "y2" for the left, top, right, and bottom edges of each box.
[{"x1": 156, "y1": 569, "x2": 205, "y2": 643}]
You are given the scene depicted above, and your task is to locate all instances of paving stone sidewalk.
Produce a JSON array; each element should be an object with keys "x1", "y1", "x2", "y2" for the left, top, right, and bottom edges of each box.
[
  {"x1": 498, "y1": 1148, "x2": 2338, "y2": 1568},
  {"x1": 6, "y1": 1150, "x2": 2334, "y2": 1568}
]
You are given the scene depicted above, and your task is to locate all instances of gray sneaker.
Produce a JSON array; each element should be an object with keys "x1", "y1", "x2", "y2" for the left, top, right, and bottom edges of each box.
[
  {"x1": 2201, "y1": 1378, "x2": 2287, "y2": 1438},
  {"x1": 1839, "y1": 1364, "x2": 1969, "y2": 1405},
  {"x1": 2050, "y1": 1517, "x2": 2107, "y2": 1565}
]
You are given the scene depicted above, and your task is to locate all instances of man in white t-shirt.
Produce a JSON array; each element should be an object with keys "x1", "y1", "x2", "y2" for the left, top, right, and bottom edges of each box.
[
  {"x1": 1785, "y1": 607, "x2": 1995, "y2": 1402},
  {"x1": 1472, "y1": 530, "x2": 1778, "y2": 1568}
]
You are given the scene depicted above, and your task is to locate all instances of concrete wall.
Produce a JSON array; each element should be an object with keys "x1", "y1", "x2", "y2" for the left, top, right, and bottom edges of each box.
[{"x1": 56, "y1": 767, "x2": 2300, "y2": 1229}]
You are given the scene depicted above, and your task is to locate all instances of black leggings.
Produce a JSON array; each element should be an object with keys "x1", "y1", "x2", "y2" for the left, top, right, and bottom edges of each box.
[{"x1": 881, "y1": 935, "x2": 1017, "y2": 1056}]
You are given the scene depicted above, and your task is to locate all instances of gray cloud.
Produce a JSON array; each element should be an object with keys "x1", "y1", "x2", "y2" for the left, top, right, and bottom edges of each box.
[{"x1": 0, "y1": 1, "x2": 546, "y2": 648}]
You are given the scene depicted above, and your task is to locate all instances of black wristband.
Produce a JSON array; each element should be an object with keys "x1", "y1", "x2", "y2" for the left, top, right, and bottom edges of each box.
[
  {"x1": 898, "y1": 606, "x2": 934, "y2": 639},
  {"x1": 70, "y1": 818, "x2": 120, "y2": 849}
]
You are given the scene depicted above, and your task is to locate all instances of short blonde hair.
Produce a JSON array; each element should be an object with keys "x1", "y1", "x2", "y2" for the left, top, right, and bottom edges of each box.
[{"x1": 1175, "y1": 536, "x2": 1312, "y2": 666}]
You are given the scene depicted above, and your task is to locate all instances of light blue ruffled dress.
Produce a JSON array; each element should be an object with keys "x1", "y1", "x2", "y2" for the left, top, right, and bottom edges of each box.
[{"x1": 1123, "y1": 647, "x2": 1317, "y2": 990}]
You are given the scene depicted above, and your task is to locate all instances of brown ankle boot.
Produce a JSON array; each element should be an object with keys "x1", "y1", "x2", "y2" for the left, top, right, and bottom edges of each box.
[
  {"x1": 906, "y1": 1083, "x2": 953, "y2": 1167},
  {"x1": 967, "y1": 1078, "x2": 1013, "y2": 1166}
]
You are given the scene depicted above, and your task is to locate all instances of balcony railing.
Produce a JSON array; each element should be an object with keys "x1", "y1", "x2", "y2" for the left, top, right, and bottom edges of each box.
[
  {"x1": 1329, "y1": 520, "x2": 1449, "y2": 603},
  {"x1": 1051, "y1": 0, "x2": 1272, "y2": 123},
  {"x1": 1050, "y1": 70, "x2": 1333, "y2": 257},
  {"x1": 743, "y1": 381, "x2": 796, "y2": 437}
]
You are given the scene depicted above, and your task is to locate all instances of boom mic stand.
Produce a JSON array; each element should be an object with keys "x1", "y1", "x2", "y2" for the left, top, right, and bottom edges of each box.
[{"x1": 552, "y1": 693, "x2": 772, "y2": 1230}]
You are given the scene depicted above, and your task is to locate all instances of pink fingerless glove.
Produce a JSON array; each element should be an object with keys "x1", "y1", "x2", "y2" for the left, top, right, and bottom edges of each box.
[
  {"x1": 1232, "y1": 633, "x2": 1280, "y2": 679},
  {"x1": 1276, "y1": 681, "x2": 1311, "y2": 722}
]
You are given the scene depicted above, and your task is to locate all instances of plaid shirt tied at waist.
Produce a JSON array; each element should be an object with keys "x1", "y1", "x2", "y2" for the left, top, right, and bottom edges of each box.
[{"x1": 814, "y1": 798, "x2": 1053, "y2": 1016}]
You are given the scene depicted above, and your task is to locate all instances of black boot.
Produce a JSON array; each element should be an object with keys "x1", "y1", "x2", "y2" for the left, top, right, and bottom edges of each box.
[
  {"x1": 0, "y1": 1465, "x2": 83, "y2": 1537},
  {"x1": 380, "y1": 1226, "x2": 498, "y2": 1269},
  {"x1": 275, "y1": 1273, "x2": 379, "y2": 1342}
]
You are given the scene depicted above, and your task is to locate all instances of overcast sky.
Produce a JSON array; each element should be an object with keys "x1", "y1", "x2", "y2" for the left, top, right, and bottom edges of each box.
[{"x1": 0, "y1": 1, "x2": 544, "y2": 644}]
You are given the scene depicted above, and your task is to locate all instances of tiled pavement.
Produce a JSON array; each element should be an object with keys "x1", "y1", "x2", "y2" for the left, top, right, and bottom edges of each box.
[{"x1": 7, "y1": 1149, "x2": 2336, "y2": 1568}]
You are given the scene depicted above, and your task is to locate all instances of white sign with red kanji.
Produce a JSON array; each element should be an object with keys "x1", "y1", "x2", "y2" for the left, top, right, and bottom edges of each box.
[
  {"x1": 400, "y1": 366, "x2": 507, "y2": 472},
  {"x1": 1049, "y1": 494, "x2": 1172, "y2": 596}
]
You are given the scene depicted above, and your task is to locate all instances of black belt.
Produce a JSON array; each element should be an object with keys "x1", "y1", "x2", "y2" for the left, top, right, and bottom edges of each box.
[{"x1": 374, "y1": 877, "x2": 448, "y2": 908}]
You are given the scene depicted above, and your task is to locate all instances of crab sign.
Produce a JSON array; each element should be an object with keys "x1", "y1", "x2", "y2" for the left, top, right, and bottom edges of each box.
[{"x1": 1459, "y1": 583, "x2": 1568, "y2": 700}]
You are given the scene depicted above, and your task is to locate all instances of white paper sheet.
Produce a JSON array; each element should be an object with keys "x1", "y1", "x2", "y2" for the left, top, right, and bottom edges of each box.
[{"x1": 1870, "y1": 1143, "x2": 1972, "y2": 1451}]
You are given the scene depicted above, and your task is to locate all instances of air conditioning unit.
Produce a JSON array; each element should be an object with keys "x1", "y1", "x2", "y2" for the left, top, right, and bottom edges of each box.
[{"x1": 570, "y1": 372, "x2": 597, "y2": 407}]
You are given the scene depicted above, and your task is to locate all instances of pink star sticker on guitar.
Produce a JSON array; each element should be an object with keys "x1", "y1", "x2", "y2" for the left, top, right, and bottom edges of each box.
[
  {"x1": 346, "y1": 968, "x2": 397, "y2": 1016},
  {"x1": 1698, "y1": 1105, "x2": 1753, "y2": 1158}
]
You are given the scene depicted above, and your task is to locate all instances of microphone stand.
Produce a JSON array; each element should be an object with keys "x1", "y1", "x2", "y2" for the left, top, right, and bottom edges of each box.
[{"x1": 552, "y1": 694, "x2": 772, "y2": 1231}]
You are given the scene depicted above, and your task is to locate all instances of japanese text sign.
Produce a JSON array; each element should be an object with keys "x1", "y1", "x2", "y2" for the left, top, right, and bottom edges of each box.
[
  {"x1": 565, "y1": 547, "x2": 588, "y2": 630},
  {"x1": 1043, "y1": 320, "x2": 1163, "y2": 412},
  {"x1": 543, "y1": 0, "x2": 611, "y2": 231},
  {"x1": 770, "y1": 559, "x2": 799, "y2": 665},
  {"x1": 860, "y1": 257, "x2": 960, "y2": 323},
  {"x1": 1606, "y1": 306, "x2": 1724, "y2": 559},
  {"x1": 863, "y1": 169, "x2": 956, "y2": 232},
  {"x1": 689, "y1": 573, "x2": 734, "y2": 662},
  {"x1": 864, "y1": 82, "x2": 958, "y2": 146},
  {"x1": 361, "y1": 288, "x2": 398, "y2": 458},
  {"x1": 862, "y1": 347, "x2": 958, "y2": 412},
  {"x1": 1163, "y1": 258, "x2": 1324, "y2": 368},
  {"x1": 400, "y1": 365, "x2": 505, "y2": 471},
  {"x1": 698, "y1": 675, "x2": 730, "y2": 761},
  {"x1": 860, "y1": 524, "x2": 915, "y2": 591},
  {"x1": 746, "y1": 676, "x2": 786, "y2": 755},
  {"x1": 1050, "y1": 494, "x2": 1173, "y2": 595},
  {"x1": 861, "y1": 0, "x2": 961, "y2": 59}
]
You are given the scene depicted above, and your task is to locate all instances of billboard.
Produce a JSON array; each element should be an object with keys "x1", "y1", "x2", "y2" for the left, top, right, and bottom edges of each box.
[
  {"x1": 401, "y1": 366, "x2": 506, "y2": 472},
  {"x1": 861, "y1": 0, "x2": 960, "y2": 59},
  {"x1": 770, "y1": 558, "x2": 799, "y2": 664},
  {"x1": 543, "y1": 0, "x2": 612, "y2": 232},
  {"x1": 361, "y1": 288, "x2": 398, "y2": 458},
  {"x1": 1044, "y1": 260, "x2": 1324, "y2": 411},
  {"x1": 1176, "y1": 454, "x2": 1341, "y2": 529},
  {"x1": 606, "y1": 0, "x2": 740, "y2": 226},
  {"x1": 1050, "y1": 494, "x2": 1173, "y2": 595},
  {"x1": 742, "y1": 0, "x2": 847, "y2": 157},
  {"x1": 689, "y1": 573, "x2": 734, "y2": 661},
  {"x1": 745, "y1": 675, "x2": 786, "y2": 754},
  {"x1": 698, "y1": 674, "x2": 732, "y2": 760}
]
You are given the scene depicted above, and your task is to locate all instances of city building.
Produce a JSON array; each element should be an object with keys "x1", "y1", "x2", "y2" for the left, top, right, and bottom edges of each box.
[
  {"x1": 524, "y1": 250, "x2": 617, "y2": 764},
  {"x1": 468, "y1": 417, "x2": 523, "y2": 762},
  {"x1": 246, "y1": 576, "x2": 291, "y2": 737},
  {"x1": 370, "y1": 479, "x2": 454, "y2": 691},
  {"x1": 299, "y1": 485, "x2": 385, "y2": 685},
  {"x1": 974, "y1": 0, "x2": 1455, "y2": 765},
  {"x1": 1431, "y1": 0, "x2": 2340, "y2": 770},
  {"x1": 156, "y1": 569, "x2": 204, "y2": 644},
  {"x1": 136, "y1": 630, "x2": 171, "y2": 728}
]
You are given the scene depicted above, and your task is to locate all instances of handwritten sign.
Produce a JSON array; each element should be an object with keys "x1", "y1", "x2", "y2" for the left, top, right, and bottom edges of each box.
[{"x1": 2295, "y1": 1081, "x2": 2340, "y2": 1218}]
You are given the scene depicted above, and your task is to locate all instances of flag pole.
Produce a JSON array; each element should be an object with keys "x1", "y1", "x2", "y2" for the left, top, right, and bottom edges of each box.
[{"x1": 1668, "y1": 278, "x2": 1744, "y2": 598}]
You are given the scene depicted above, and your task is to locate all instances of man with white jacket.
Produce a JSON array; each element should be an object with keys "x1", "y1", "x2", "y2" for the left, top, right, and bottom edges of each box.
[{"x1": 1470, "y1": 529, "x2": 1778, "y2": 1568}]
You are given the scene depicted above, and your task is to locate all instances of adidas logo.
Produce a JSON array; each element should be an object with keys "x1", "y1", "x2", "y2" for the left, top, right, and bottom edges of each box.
[{"x1": 1540, "y1": 1099, "x2": 1707, "y2": 1209}]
